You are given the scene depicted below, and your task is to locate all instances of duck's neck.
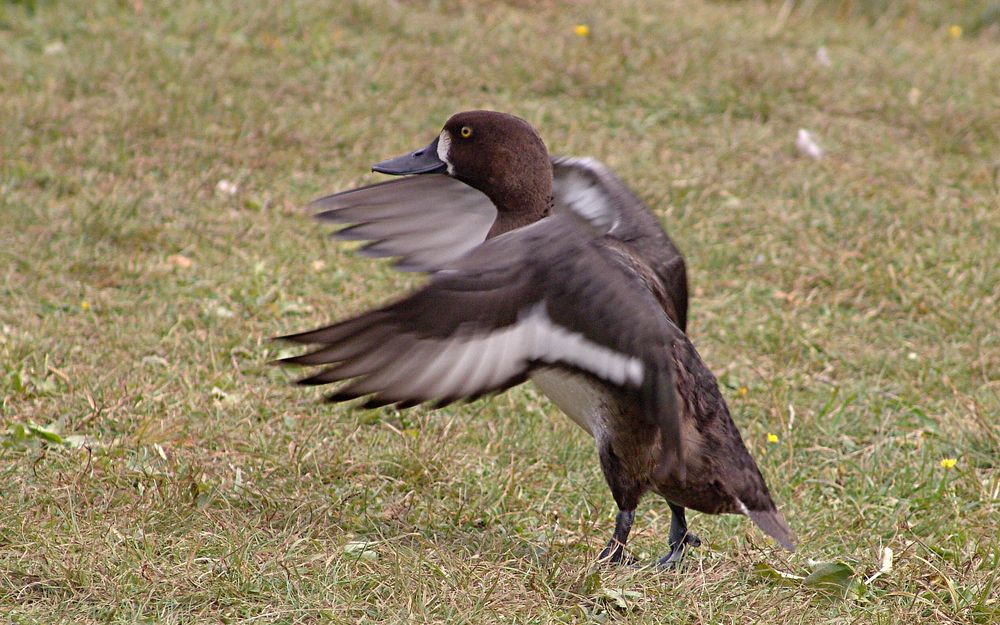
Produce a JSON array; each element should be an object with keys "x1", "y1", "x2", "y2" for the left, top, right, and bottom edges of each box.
[{"x1": 483, "y1": 182, "x2": 554, "y2": 239}]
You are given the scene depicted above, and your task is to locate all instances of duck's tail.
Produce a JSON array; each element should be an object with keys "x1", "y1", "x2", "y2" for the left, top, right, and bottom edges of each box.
[{"x1": 741, "y1": 502, "x2": 796, "y2": 551}]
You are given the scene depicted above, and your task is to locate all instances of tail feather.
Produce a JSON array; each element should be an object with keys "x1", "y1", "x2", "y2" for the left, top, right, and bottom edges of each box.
[{"x1": 742, "y1": 502, "x2": 796, "y2": 551}]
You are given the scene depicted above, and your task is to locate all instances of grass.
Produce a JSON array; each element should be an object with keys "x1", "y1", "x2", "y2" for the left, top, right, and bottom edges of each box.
[{"x1": 1, "y1": 0, "x2": 998, "y2": 622}]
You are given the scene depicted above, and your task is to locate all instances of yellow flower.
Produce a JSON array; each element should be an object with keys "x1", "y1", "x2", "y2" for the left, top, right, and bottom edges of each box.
[
  {"x1": 80, "y1": 300, "x2": 91, "y2": 311},
  {"x1": 939, "y1": 457, "x2": 957, "y2": 469},
  {"x1": 738, "y1": 386, "x2": 749, "y2": 397},
  {"x1": 574, "y1": 24, "x2": 590, "y2": 37},
  {"x1": 767, "y1": 433, "x2": 779, "y2": 444},
  {"x1": 948, "y1": 25, "x2": 962, "y2": 39}
]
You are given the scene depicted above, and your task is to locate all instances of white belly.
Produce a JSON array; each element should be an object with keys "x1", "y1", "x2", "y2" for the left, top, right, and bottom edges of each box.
[{"x1": 530, "y1": 368, "x2": 609, "y2": 437}]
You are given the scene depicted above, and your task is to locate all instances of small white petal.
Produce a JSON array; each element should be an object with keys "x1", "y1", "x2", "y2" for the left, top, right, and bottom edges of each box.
[
  {"x1": 796, "y1": 129, "x2": 825, "y2": 160},
  {"x1": 208, "y1": 304, "x2": 236, "y2": 319},
  {"x1": 216, "y1": 179, "x2": 239, "y2": 195},
  {"x1": 815, "y1": 46, "x2": 832, "y2": 67}
]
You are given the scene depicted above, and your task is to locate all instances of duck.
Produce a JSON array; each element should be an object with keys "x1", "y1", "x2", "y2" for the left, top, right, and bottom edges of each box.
[{"x1": 278, "y1": 110, "x2": 795, "y2": 566}]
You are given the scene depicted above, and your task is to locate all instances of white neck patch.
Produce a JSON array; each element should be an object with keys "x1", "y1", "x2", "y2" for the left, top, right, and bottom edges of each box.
[{"x1": 437, "y1": 131, "x2": 454, "y2": 175}]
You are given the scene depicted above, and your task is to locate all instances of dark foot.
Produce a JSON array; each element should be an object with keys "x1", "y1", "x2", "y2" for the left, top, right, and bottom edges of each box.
[
  {"x1": 598, "y1": 541, "x2": 639, "y2": 566},
  {"x1": 657, "y1": 502, "x2": 700, "y2": 568},
  {"x1": 657, "y1": 532, "x2": 701, "y2": 568},
  {"x1": 597, "y1": 508, "x2": 637, "y2": 566}
]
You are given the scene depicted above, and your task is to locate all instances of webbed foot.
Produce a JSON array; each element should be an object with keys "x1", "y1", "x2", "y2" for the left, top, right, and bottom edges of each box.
[
  {"x1": 657, "y1": 531, "x2": 701, "y2": 568},
  {"x1": 598, "y1": 541, "x2": 639, "y2": 566},
  {"x1": 597, "y1": 509, "x2": 637, "y2": 566},
  {"x1": 658, "y1": 502, "x2": 700, "y2": 568}
]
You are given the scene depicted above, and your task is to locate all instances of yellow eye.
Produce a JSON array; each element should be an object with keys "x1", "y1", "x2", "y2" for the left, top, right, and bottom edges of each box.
[{"x1": 460, "y1": 126, "x2": 473, "y2": 139}]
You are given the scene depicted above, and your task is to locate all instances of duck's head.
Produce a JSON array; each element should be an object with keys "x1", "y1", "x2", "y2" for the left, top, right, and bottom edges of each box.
[{"x1": 373, "y1": 110, "x2": 553, "y2": 227}]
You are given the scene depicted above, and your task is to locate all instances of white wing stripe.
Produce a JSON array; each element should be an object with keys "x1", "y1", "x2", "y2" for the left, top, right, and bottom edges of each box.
[{"x1": 363, "y1": 302, "x2": 643, "y2": 400}]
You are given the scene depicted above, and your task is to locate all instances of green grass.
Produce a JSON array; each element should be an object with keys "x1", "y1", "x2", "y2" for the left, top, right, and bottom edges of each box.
[{"x1": 1, "y1": 0, "x2": 998, "y2": 623}]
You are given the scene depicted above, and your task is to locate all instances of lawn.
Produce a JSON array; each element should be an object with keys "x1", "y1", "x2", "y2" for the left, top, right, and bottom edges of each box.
[{"x1": 1, "y1": 0, "x2": 998, "y2": 623}]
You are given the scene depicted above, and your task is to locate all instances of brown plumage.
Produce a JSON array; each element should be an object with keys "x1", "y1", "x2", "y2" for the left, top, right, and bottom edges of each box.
[{"x1": 277, "y1": 110, "x2": 794, "y2": 565}]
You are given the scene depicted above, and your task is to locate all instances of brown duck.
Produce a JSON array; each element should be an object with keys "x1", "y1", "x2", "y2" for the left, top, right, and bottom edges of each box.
[{"x1": 279, "y1": 110, "x2": 795, "y2": 566}]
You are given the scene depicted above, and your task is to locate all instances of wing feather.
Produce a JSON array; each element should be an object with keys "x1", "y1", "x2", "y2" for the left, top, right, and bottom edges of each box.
[
  {"x1": 310, "y1": 175, "x2": 497, "y2": 271},
  {"x1": 553, "y1": 156, "x2": 689, "y2": 331},
  {"x1": 279, "y1": 214, "x2": 685, "y2": 473},
  {"x1": 305, "y1": 160, "x2": 686, "y2": 330}
]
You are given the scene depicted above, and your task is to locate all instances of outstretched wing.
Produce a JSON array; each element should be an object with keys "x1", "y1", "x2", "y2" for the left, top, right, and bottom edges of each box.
[
  {"x1": 551, "y1": 156, "x2": 634, "y2": 234},
  {"x1": 308, "y1": 156, "x2": 669, "y2": 272},
  {"x1": 552, "y1": 156, "x2": 688, "y2": 331},
  {"x1": 279, "y1": 214, "x2": 684, "y2": 472},
  {"x1": 310, "y1": 174, "x2": 497, "y2": 272}
]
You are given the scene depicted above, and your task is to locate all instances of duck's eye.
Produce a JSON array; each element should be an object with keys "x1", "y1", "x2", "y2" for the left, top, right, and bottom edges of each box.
[{"x1": 460, "y1": 126, "x2": 473, "y2": 139}]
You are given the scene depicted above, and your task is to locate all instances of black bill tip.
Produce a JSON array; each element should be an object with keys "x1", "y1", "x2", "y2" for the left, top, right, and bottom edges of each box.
[{"x1": 372, "y1": 137, "x2": 447, "y2": 175}]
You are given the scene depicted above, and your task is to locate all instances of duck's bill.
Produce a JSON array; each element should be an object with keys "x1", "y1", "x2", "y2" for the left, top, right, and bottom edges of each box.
[{"x1": 372, "y1": 137, "x2": 447, "y2": 175}]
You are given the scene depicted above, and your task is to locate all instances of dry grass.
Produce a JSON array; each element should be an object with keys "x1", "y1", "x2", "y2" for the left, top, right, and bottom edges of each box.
[{"x1": 1, "y1": 0, "x2": 998, "y2": 623}]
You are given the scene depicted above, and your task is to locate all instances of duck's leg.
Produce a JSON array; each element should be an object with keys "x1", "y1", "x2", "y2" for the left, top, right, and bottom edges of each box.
[
  {"x1": 598, "y1": 509, "x2": 636, "y2": 565},
  {"x1": 658, "y1": 502, "x2": 701, "y2": 568},
  {"x1": 596, "y1": 444, "x2": 641, "y2": 566}
]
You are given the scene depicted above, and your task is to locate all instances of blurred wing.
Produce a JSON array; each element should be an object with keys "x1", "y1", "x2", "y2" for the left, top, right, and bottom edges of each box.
[
  {"x1": 310, "y1": 157, "x2": 660, "y2": 272},
  {"x1": 310, "y1": 175, "x2": 497, "y2": 272},
  {"x1": 279, "y1": 214, "x2": 683, "y2": 469},
  {"x1": 553, "y1": 155, "x2": 689, "y2": 332},
  {"x1": 551, "y1": 156, "x2": 638, "y2": 236}
]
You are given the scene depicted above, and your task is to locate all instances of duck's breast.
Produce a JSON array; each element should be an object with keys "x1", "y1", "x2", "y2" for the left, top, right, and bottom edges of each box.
[{"x1": 530, "y1": 368, "x2": 612, "y2": 437}]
